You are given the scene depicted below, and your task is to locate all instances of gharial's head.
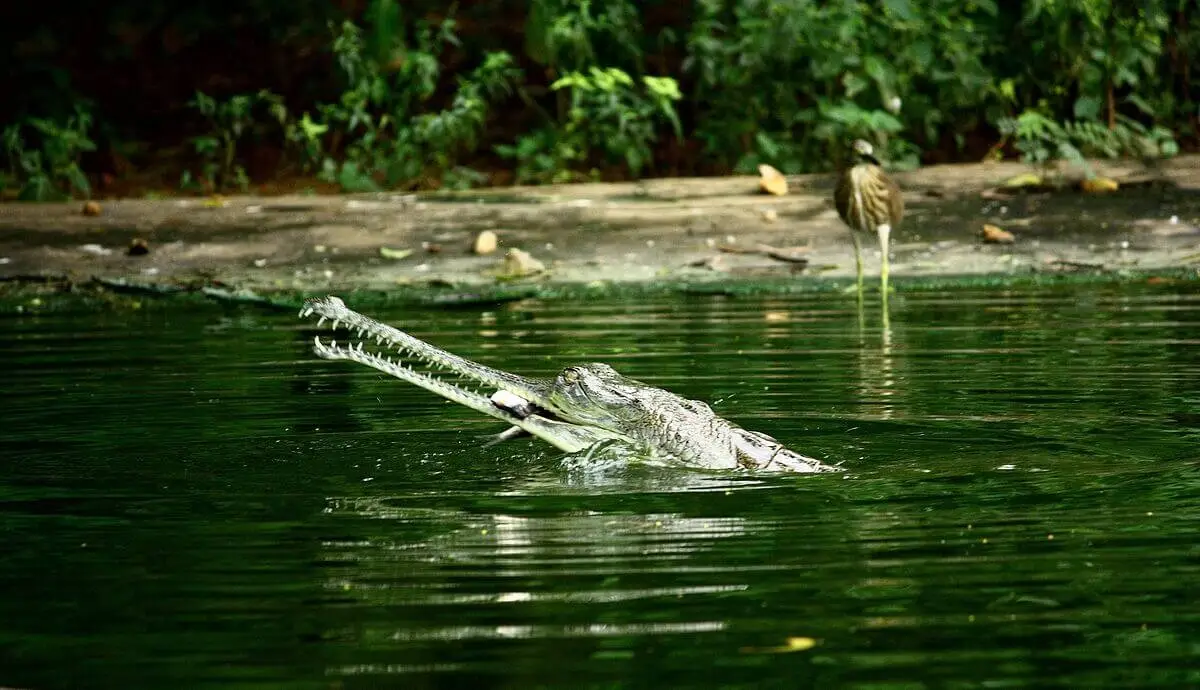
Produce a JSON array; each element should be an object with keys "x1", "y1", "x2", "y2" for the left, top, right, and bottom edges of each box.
[{"x1": 546, "y1": 363, "x2": 646, "y2": 428}]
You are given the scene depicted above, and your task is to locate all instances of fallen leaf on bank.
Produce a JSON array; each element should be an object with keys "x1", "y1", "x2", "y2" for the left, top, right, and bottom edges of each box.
[
  {"x1": 474, "y1": 230, "x2": 499, "y2": 255},
  {"x1": 379, "y1": 246, "x2": 414, "y2": 260},
  {"x1": 80, "y1": 243, "x2": 113, "y2": 256},
  {"x1": 758, "y1": 164, "x2": 788, "y2": 196},
  {"x1": 981, "y1": 224, "x2": 1015, "y2": 244},
  {"x1": 1001, "y1": 172, "x2": 1044, "y2": 190},
  {"x1": 1080, "y1": 176, "x2": 1119, "y2": 194}
]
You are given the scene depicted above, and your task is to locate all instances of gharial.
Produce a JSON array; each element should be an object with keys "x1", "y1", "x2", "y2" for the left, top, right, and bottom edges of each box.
[
  {"x1": 833, "y1": 139, "x2": 904, "y2": 308},
  {"x1": 299, "y1": 296, "x2": 839, "y2": 473}
]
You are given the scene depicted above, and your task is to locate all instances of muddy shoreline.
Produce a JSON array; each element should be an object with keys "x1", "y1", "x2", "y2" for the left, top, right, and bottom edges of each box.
[{"x1": 1, "y1": 157, "x2": 1198, "y2": 307}]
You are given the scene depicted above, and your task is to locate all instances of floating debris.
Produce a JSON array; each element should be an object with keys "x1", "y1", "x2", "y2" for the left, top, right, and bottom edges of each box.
[
  {"x1": 740, "y1": 636, "x2": 819, "y2": 655},
  {"x1": 127, "y1": 238, "x2": 150, "y2": 256},
  {"x1": 81, "y1": 201, "x2": 102, "y2": 216}
]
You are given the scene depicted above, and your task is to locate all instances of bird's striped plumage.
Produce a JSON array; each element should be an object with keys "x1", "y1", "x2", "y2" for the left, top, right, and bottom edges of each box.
[
  {"x1": 834, "y1": 163, "x2": 903, "y2": 239},
  {"x1": 833, "y1": 139, "x2": 903, "y2": 314}
]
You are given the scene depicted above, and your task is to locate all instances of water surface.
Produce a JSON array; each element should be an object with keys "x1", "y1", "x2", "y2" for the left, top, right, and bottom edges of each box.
[{"x1": 1, "y1": 284, "x2": 1198, "y2": 688}]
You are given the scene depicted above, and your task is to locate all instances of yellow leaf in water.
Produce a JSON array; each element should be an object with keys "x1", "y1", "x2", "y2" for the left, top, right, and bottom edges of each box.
[
  {"x1": 784, "y1": 637, "x2": 817, "y2": 651},
  {"x1": 741, "y1": 636, "x2": 820, "y2": 654}
]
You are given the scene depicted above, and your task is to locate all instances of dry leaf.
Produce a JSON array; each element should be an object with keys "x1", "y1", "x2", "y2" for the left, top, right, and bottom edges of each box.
[
  {"x1": 981, "y1": 224, "x2": 1015, "y2": 244},
  {"x1": 473, "y1": 230, "x2": 499, "y2": 255},
  {"x1": 379, "y1": 246, "x2": 414, "y2": 260},
  {"x1": 1001, "y1": 173, "x2": 1043, "y2": 190},
  {"x1": 1080, "y1": 176, "x2": 1119, "y2": 194},
  {"x1": 758, "y1": 164, "x2": 788, "y2": 196}
]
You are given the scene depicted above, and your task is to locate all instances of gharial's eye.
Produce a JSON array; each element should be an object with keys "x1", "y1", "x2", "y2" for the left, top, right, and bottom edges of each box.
[{"x1": 562, "y1": 368, "x2": 580, "y2": 384}]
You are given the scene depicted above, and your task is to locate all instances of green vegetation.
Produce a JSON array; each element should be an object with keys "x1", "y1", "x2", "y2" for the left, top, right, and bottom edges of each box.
[{"x1": 3, "y1": 0, "x2": 1197, "y2": 199}]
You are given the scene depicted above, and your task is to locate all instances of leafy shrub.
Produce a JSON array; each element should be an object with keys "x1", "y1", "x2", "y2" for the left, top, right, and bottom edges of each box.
[{"x1": 1, "y1": 105, "x2": 95, "y2": 201}]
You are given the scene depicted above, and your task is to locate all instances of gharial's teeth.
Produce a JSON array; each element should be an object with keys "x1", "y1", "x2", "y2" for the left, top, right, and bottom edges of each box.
[
  {"x1": 317, "y1": 316, "x2": 327, "y2": 328},
  {"x1": 332, "y1": 319, "x2": 341, "y2": 330}
]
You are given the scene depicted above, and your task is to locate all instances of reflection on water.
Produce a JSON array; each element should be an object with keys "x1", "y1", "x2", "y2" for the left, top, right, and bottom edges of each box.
[{"x1": 0, "y1": 283, "x2": 1198, "y2": 688}]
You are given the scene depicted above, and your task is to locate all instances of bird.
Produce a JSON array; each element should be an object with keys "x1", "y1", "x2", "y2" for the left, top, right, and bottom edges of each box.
[{"x1": 833, "y1": 139, "x2": 904, "y2": 309}]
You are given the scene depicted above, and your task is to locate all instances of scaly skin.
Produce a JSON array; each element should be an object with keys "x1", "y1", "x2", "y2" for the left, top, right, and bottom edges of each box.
[{"x1": 300, "y1": 296, "x2": 840, "y2": 473}]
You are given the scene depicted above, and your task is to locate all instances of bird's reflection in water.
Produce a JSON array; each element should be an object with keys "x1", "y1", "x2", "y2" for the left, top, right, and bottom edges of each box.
[{"x1": 855, "y1": 301, "x2": 898, "y2": 421}]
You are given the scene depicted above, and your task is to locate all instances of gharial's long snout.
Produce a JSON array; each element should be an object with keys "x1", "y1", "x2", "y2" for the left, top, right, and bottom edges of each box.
[{"x1": 299, "y1": 296, "x2": 623, "y2": 453}]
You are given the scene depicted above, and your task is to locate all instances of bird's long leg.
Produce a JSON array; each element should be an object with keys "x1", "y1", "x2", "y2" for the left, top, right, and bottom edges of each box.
[
  {"x1": 851, "y1": 231, "x2": 864, "y2": 298},
  {"x1": 877, "y1": 223, "x2": 891, "y2": 329}
]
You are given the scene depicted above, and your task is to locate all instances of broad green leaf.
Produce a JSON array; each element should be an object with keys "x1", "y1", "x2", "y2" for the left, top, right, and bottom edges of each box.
[{"x1": 1073, "y1": 96, "x2": 1102, "y2": 120}]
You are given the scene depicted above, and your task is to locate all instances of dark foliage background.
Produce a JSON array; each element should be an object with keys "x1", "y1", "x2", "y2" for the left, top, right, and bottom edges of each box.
[{"x1": 3, "y1": 0, "x2": 1196, "y2": 199}]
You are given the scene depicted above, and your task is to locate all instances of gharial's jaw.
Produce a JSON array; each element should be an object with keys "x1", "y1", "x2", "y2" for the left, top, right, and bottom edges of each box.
[{"x1": 299, "y1": 296, "x2": 626, "y2": 453}]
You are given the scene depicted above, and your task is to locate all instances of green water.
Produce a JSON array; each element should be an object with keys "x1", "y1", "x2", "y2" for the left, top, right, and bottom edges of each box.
[{"x1": 1, "y1": 285, "x2": 1198, "y2": 689}]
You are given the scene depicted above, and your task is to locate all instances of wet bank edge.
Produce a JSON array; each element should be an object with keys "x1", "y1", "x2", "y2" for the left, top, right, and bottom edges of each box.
[{"x1": 1, "y1": 157, "x2": 1198, "y2": 312}]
